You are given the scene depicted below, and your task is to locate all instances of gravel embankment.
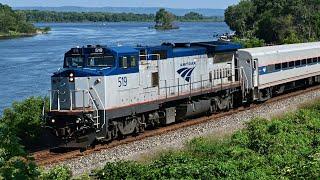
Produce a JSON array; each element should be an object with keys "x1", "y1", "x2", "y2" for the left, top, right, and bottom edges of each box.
[{"x1": 46, "y1": 89, "x2": 320, "y2": 176}]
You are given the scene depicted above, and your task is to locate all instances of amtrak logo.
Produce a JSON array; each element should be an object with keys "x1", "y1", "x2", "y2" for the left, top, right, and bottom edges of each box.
[
  {"x1": 262, "y1": 67, "x2": 267, "y2": 73},
  {"x1": 177, "y1": 67, "x2": 195, "y2": 82}
]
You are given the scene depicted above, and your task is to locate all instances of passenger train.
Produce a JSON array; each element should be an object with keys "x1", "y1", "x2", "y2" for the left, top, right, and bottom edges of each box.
[{"x1": 45, "y1": 41, "x2": 320, "y2": 148}]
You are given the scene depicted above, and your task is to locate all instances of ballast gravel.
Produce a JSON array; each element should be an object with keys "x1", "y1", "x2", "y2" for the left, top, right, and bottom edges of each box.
[{"x1": 46, "y1": 90, "x2": 320, "y2": 176}]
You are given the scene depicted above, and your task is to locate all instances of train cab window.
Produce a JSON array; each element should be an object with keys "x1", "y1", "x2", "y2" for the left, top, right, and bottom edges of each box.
[
  {"x1": 302, "y1": 59, "x2": 307, "y2": 66},
  {"x1": 120, "y1": 57, "x2": 128, "y2": 68},
  {"x1": 87, "y1": 56, "x2": 115, "y2": 67},
  {"x1": 307, "y1": 58, "x2": 312, "y2": 64},
  {"x1": 282, "y1": 62, "x2": 288, "y2": 69},
  {"x1": 295, "y1": 60, "x2": 301, "y2": 66},
  {"x1": 130, "y1": 56, "x2": 137, "y2": 67},
  {"x1": 289, "y1": 61, "x2": 295, "y2": 68},
  {"x1": 275, "y1": 63, "x2": 281, "y2": 71},
  {"x1": 64, "y1": 56, "x2": 84, "y2": 68}
]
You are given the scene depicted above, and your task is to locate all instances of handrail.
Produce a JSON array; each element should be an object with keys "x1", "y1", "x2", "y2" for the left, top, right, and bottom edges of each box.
[
  {"x1": 90, "y1": 87, "x2": 106, "y2": 128},
  {"x1": 49, "y1": 89, "x2": 95, "y2": 111},
  {"x1": 139, "y1": 54, "x2": 160, "y2": 61},
  {"x1": 48, "y1": 89, "x2": 102, "y2": 129}
]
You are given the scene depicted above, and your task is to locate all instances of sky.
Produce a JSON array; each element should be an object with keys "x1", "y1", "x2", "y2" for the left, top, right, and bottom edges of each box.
[{"x1": 0, "y1": 0, "x2": 240, "y2": 9}]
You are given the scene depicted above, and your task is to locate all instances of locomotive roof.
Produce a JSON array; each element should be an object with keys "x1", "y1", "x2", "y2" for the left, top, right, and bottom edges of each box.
[
  {"x1": 108, "y1": 46, "x2": 139, "y2": 54},
  {"x1": 70, "y1": 41, "x2": 242, "y2": 57}
]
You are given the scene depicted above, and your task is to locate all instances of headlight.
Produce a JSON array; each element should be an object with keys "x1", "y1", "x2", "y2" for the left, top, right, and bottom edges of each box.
[
  {"x1": 51, "y1": 119, "x2": 55, "y2": 123},
  {"x1": 69, "y1": 77, "x2": 74, "y2": 82},
  {"x1": 69, "y1": 72, "x2": 75, "y2": 82}
]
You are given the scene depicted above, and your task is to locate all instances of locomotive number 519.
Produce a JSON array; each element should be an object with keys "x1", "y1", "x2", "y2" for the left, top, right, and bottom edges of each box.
[{"x1": 118, "y1": 76, "x2": 128, "y2": 87}]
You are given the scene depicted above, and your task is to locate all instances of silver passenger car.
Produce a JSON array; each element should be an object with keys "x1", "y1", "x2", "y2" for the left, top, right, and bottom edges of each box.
[{"x1": 238, "y1": 42, "x2": 320, "y2": 101}]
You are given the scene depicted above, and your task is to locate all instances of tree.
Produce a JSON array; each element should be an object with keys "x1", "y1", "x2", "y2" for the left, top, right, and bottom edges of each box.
[
  {"x1": 0, "y1": 122, "x2": 40, "y2": 179},
  {"x1": 184, "y1": 12, "x2": 204, "y2": 21},
  {"x1": 1, "y1": 97, "x2": 46, "y2": 149},
  {"x1": 155, "y1": 8, "x2": 176, "y2": 30},
  {"x1": 225, "y1": 0, "x2": 320, "y2": 44},
  {"x1": 0, "y1": 3, "x2": 37, "y2": 35},
  {"x1": 225, "y1": 0, "x2": 256, "y2": 37}
]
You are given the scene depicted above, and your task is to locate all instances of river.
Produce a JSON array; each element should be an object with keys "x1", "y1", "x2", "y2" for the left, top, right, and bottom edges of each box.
[{"x1": 0, "y1": 22, "x2": 231, "y2": 114}]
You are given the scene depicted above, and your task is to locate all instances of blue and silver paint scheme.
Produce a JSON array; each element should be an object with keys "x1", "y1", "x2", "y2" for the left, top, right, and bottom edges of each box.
[{"x1": 50, "y1": 41, "x2": 241, "y2": 112}]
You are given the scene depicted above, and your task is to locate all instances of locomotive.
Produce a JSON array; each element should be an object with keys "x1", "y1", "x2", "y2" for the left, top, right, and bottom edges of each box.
[{"x1": 45, "y1": 41, "x2": 320, "y2": 148}]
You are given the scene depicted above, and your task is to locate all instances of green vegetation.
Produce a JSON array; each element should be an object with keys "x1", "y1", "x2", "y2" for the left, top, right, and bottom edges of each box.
[
  {"x1": 17, "y1": 9, "x2": 224, "y2": 23},
  {"x1": 154, "y1": 8, "x2": 178, "y2": 30},
  {"x1": 0, "y1": 97, "x2": 75, "y2": 179},
  {"x1": 1, "y1": 95, "x2": 320, "y2": 179},
  {"x1": 232, "y1": 37, "x2": 265, "y2": 48},
  {"x1": 0, "y1": 97, "x2": 43, "y2": 179},
  {"x1": 94, "y1": 102, "x2": 320, "y2": 179},
  {"x1": 1, "y1": 97, "x2": 46, "y2": 149},
  {"x1": 40, "y1": 165, "x2": 72, "y2": 180},
  {"x1": 225, "y1": 0, "x2": 320, "y2": 44},
  {"x1": 0, "y1": 3, "x2": 50, "y2": 38}
]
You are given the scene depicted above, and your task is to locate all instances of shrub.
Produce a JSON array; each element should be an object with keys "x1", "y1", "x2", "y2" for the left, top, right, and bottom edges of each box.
[
  {"x1": 94, "y1": 104, "x2": 320, "y2": 179},
  {"x1": 0, "y1": 96, "x2": 47, "y2": 148},
  {"x1": 40, "y1": 165, "x2": 72, "y2": 180},
  {"x1": 0, "y1": 156, "x2": 40, "y2": 180},
  {"x1": 232, "y1": 37, "x2": 265, "y2": 48}
]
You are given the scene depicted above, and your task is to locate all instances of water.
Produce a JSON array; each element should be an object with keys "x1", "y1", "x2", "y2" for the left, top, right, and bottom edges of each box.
[{"x1": 0, "y1": 22, "x2": 230, "y2": 114}]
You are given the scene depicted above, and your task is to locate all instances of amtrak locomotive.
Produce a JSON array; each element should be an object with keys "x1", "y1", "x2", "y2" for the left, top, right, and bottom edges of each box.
[{"x1": 45, "y1": 41, "x2": 320, "y2": 148}]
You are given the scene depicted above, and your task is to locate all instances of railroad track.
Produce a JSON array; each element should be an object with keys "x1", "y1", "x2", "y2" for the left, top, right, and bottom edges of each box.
[{"x1": 33, "y1": 85, "x2": 320, "y2": 166}]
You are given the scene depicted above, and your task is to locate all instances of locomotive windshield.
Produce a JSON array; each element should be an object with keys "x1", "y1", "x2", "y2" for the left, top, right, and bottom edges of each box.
[
  {"x1": 87, "y1": 55, "x2": 115, "y2": 67},
  {"x1": 64, "y1": 56, "x2": 84, "y2": 68}
]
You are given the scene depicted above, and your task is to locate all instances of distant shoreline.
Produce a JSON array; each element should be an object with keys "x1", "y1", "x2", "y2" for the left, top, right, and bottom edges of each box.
[
  {"x1": 18, "y1": 10, "x2": 224, "y2": 24},
  {"x1": 0, "y1": 29, "x2": 50, "y2": 39}
]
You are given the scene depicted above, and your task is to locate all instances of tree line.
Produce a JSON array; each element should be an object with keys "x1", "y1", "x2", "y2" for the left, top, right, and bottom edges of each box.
[
  {"x1": 225, "y1": 0, "x2": 320, "y2": 44},
  {"x1": 17, "y1": 10, "x2": 224, "y2": 23},
  {"x1": 0, "y1": 3, "x2": 37, "y2": 36}
]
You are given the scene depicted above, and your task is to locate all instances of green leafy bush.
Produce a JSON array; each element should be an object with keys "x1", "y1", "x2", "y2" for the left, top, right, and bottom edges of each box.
[
  {"x1": 40, "y1": 166, "x2": 72, "y2": 180},
  {"x1": 94, "y1": 105, "x2": 320, "y2": 179},
  {"x1": 232, "y1": 37, "x2": 265, "y2": 48},
  {"x1": 0, "y1": 124, "x2": 40, "y2": 180},
  {"x1": 0, "y1": 156, "x2": 39, "y2": 180},
  {"x1": 0, "y1": 96, "x2": 47, "y2": 149}
]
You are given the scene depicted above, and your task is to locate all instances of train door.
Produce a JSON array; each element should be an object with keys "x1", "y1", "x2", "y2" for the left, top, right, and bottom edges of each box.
[
  {"x1": 139, "y1": 49, "x2": 159, "y2": 101},
  {"x1": 237, "y1": 53, "x2": 253, "y2": 89},
  {"x1": 252, "y1": 58, "x2": 259, "y2": 88}
]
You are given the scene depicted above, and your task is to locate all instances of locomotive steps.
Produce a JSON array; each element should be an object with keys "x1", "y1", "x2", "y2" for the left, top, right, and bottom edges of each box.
[{"x1": 34, "y1": 85, "x2": 320, "y2": 176}]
